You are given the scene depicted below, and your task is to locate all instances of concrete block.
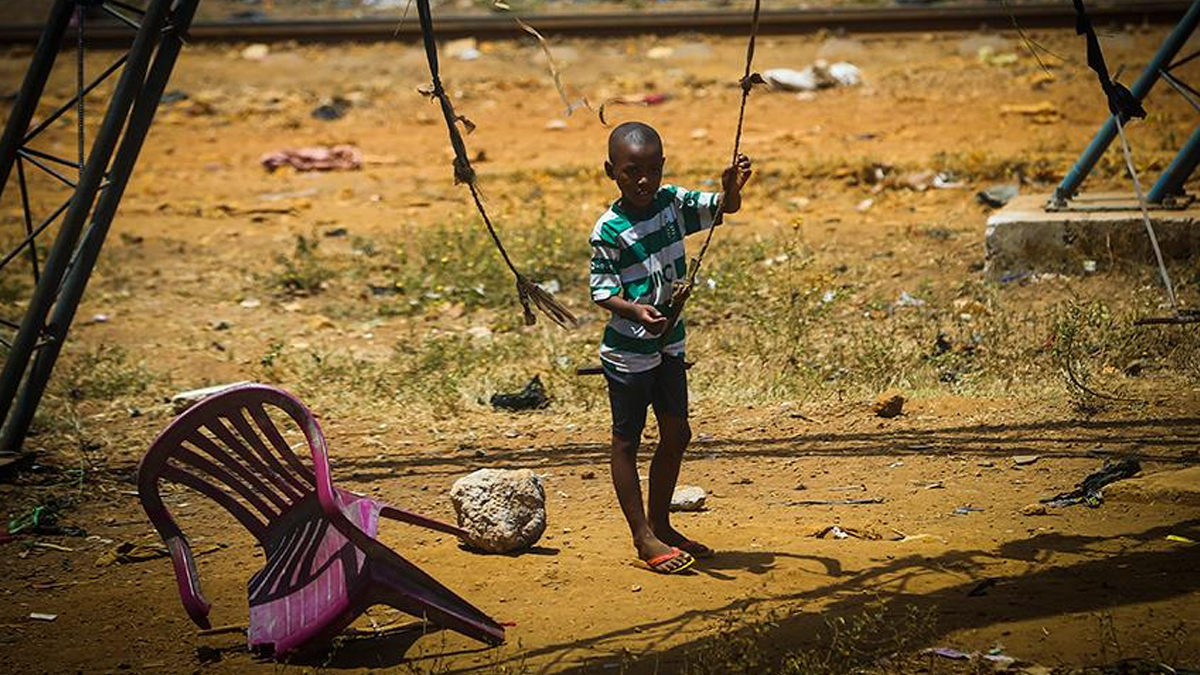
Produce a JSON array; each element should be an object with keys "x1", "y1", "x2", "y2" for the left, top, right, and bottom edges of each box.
[{"x1": 984, "y1": 193, "x2": 1200, "y2": 281}]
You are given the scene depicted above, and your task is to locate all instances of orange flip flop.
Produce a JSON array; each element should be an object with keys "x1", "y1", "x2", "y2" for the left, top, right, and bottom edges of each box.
[{"x1": 644, "y1": 547, "x2": 695, "y2": 574}]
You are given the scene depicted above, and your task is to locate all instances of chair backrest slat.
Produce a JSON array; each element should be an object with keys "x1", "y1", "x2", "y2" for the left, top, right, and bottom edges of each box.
[
  {"x1": 175, "y1": 440, "x2": 281, "y2": 522},
  {"x1": 201, "y1": 419, "x2": 297, "y2": 510},
  {"x1": 248, "y1": 404, "x2": 317, "y2": 487},
  {"x1": 226, "y1": 410, "x2": 310, "y2": 498},
  {"x1": 162, "y1": 464, "x2": 267, "y2": 537}
]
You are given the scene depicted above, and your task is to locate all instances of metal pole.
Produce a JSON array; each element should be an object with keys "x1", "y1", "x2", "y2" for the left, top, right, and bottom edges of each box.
[
  {"x1": 1052, "y1": 0, "x2": 1200, "y2": 205},
  {"x1": 0, "y1": 0, "x2": 202, "y2": 452},
  {"x1": 0, "y1": 0, "x2": 172, "y2": 442},
  {"x1": 1147, "y1": 124, "x2": 1200, "y2": 203},
  {"x1": 0, "y1": 0, "x2": 74, "y2": 207}
]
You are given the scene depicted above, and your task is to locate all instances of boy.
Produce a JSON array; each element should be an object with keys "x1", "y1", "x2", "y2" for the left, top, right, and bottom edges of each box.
[{"x1": 589, "y1": 121, "x2": 752, "y2": 574}]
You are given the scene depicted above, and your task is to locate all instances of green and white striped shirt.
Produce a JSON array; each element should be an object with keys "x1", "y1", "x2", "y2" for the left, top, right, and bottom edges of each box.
[{"x1": 589, "y1": 185, "x2": 722, "y2": 373}]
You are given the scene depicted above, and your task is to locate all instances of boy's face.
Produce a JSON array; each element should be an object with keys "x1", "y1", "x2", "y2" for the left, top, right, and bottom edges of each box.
[{"x1": 606, "y1": 140, "x2": 665, "y2": 212}]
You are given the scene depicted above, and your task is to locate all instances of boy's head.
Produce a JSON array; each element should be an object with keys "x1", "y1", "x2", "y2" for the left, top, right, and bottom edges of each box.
[{"x1": 605, "y1": 121, "x2": 664, "y2": 212}]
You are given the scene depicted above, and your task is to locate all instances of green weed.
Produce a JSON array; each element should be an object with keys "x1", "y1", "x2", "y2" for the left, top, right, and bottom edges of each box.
[{"x1": 273, "y1": 234, "x2": 335, "y2": 296}]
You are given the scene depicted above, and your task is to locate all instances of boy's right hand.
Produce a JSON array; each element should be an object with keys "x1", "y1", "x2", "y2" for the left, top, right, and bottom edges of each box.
[{"x1": 633, "y1": 304, "x2": 669, "y2": 336}]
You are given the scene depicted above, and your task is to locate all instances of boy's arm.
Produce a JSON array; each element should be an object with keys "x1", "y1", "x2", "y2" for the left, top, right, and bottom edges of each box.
[{"x1": 719, "y1": 153, "x2": 753, "y2": 215}]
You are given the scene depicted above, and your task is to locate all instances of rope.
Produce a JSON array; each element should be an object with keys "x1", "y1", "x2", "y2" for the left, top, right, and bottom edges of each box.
[
  {"x1": 412, "y1": 0, "x2": 576, "y2": 329},
  {"x1": 1071, "y1": 0, "x2": 1145, "y2": 121},
  {"x1": 659, "y1": 0, "x2": 762, "y2": 341},
  {"x1": 689, "y1": 0, "x2": 762, "y2": 281},
  {"x1": 1066, "y1": 0, "x2": 1182, "y2": 315},
  {"x1": 1114, "y1": 114, "x2": 1179, "y2": 311}
]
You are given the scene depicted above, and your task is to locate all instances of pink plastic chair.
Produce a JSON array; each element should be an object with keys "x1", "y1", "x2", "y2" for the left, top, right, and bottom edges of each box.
[{"x1": 137, "y1": 383, "x2": 504, "y2": 657}]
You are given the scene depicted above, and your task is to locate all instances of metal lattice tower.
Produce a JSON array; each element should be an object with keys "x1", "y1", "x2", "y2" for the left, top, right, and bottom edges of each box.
[{"x1": 0, "y1": 0, "x2": 201, "y2": 461}]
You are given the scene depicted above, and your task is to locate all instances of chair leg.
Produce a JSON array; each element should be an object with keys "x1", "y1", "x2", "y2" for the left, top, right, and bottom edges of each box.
[
  {"x1": 370, "y1": 555, "x2": 505, "y2": 647},
  {"x1": 380, "y1": 505, "x2": 468, "y2": 539}
]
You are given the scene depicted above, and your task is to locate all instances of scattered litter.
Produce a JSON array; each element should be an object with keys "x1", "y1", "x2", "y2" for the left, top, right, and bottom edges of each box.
[
  {"x1": 791, "y1": 497, "x2": 884, "y2": 506},
  {"x1": 1166, "y1": 534, "x2": 1195, "y2": 543},
  {"x1": 260, "y1": 145, "x2": 363, "y2": 172},
  {"x1": 671, "y1": 485, "x2": 707, "y2": 512},
  {"x1": 8, "y1": 502, "x2": 84, "y2": 537},
  {"x1": 90, "y1": 313, "x2": 111, "y2": 324},
  {"x1": 894, "y1": 291, "x2": 925, "y2": 308},
  {"x1": 978, "y1": 45, "x2": 1019, "y2": 66},
  {"x1": 872, "y1": 390, "x2": 904, "y2": 418},
  {"x1": 1041, "y1": 457, "x2": 1141, "y2": 508},
  {"x1": 813, "y1": 525, "x2": 879, "y2": 540},
  {"x1": 763, "y1": 61, "x2": 862, "y2": 92},
  {"x1": 690, "y1": 128, "x2": 708, "y2": 140},
  {"x1": 490, "y1": 376, "x2": 549, "y2": 411},
  {"x1": 32, "y1": 542, "x2": 74, "y2": 552},
  {"x1": 28, "y1": 613, "x2": 57, "y2": 622},
  {"x1": 855, "y1": 198, "x2": 873, "y2": 213},
  {"x1": 239, "y1": 298, "x2": 261, "y2": 309},
  {"x1": 932, "y1": 172, "x2": 965, "y2": 189},
  {"x1": 171, "y1": 382, "x2": 252, "y2": 414},
  {"x1": 917, "y1": 481, "x2": 945, "y2": 490},
  {"x1": 983, "y1": 653, "x2": 1016, "y2": 668},
  {"x1": 977, "y1": 184, "x2": 1019, "y2": 208},
  {"x1": 159, "y1": 89, "x2": 188, "y2": 105},
  {"x1": 240, "y1": 43, "x2": 269, "y2": 61},
  {"x1": 95, "y1": 539, "x2": 223, "y2": 566},
  {"x1": 925, "y1": 647, "x2": 970, "y2": 660},
  {"x1": 646, "y1": 46, "x2": 674, "y2": 60},
  {"x1": 630, "y1": 584, "x2": 642, "y2": 593},
  {"x1": 827, "y1": 61, "x2": 862, "y2": 86},
  {"x1": 1012, "y1": 454, "x2": 1040, "y2": 466},
  {"x1": 953, "y1": 505, "x2": 985, "y2": 515},
  {"x1": 1082, "y1": 259, "x2": 1098, "y2": 273},
  {"x1": 607, "y1": 93, "x2": 670, "y2": 107},
  {"x1": 545, "y1": 119, "x2": 568, "y2": 131},
  {"x1": 1000, "y1": 101, "x2": 1060, "y2": 124},
  {"x1": 311, "y1": 96, "x2": 351, "y2": 121},
  {"x1": 445, "y1": 37, "x2": 480, "y2": 61}
]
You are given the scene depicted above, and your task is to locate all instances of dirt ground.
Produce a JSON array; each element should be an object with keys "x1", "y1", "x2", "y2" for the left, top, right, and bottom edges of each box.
[{"x1": 2, "y1": 20, "x2": 1200, "y2": 675}]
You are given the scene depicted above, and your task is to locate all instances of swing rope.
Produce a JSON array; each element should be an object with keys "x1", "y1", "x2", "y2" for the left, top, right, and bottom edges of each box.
[
  {"x1": 660, "y1": 0, "x2": 763, "y2": 340},
  {"x1": 413, "y1": 0, "x2": 577, "y2": 329}
]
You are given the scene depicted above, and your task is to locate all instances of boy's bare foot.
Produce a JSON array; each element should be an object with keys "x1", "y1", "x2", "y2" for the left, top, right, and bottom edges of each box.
[
  {"x1": 637, "y1": 535, "x2": 694, "y2": 573},
  {"x1": 655, "y1": 525, "x2": 715, "y2": 559}
]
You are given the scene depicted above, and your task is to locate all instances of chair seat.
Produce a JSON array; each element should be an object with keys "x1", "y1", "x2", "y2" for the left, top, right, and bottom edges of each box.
[{"x1": 247, "y1": 489, "x2": 380, "y2": 654}]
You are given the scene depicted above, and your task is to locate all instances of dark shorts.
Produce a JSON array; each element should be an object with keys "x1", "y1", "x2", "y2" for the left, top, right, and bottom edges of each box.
[{"x1": 604, "y1": 354, "x2": 689, "y2": 442}]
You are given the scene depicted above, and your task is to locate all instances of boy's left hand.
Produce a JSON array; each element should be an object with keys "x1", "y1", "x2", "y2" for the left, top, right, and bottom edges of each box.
[{"x1": 721, "y1": 153, "x2": 753, "y2": 197}]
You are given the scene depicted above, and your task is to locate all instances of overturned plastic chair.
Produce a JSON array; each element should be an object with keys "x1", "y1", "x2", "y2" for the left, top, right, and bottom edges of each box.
[{"x1": 137, "y1": 383, "x2": 504, "y2": 657}]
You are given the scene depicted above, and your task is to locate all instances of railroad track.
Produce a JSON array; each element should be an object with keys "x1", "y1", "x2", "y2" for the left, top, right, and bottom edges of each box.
[{"x1": 0, "y1": 1, "x2": 1191, "y2": 45}]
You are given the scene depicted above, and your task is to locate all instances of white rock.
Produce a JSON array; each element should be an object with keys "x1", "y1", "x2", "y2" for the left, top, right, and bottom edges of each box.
[
  {"x1": 171, "y1": 382, "x2": 252, "y2": 414},
  {"x1": 670, "y1": 485, "x2": 707, "y2": 512},
  {"x1": 450, "y1": 469, "x2": 546, "y2": 553}
]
